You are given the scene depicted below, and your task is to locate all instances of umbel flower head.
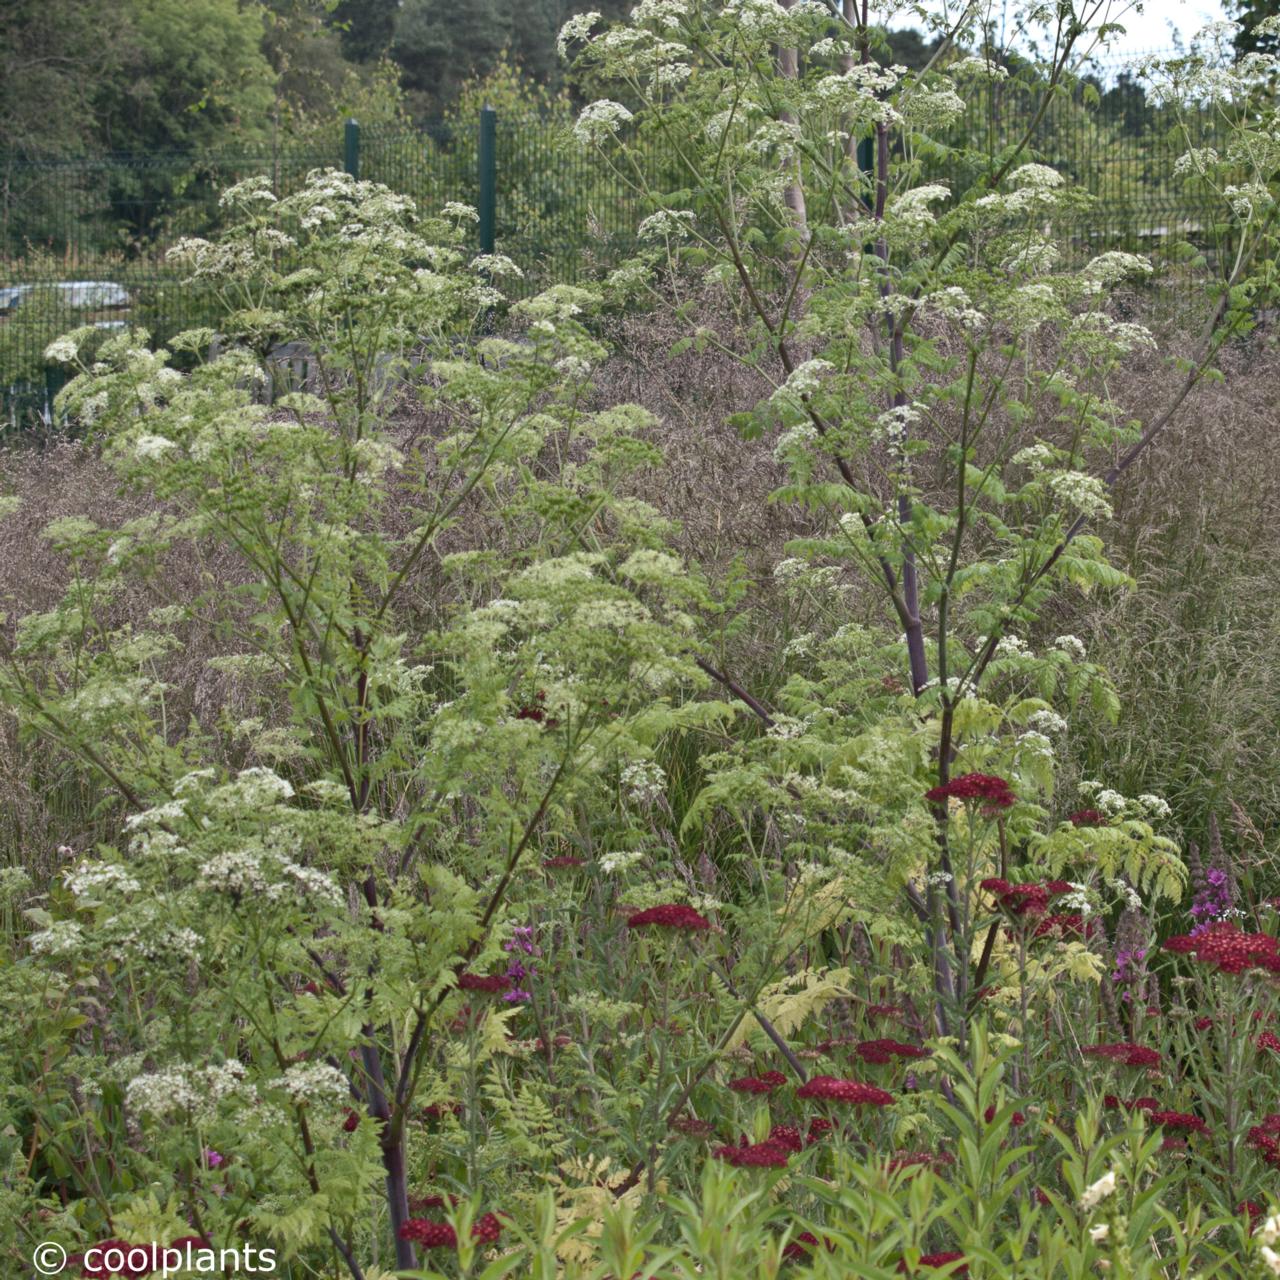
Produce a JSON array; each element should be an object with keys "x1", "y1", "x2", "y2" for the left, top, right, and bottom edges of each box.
[
  {"x1": 926, "y1": 773, "x2": 1015, "y2": 809},
  {"x1": 712, "y1": 1138, "x2": 791, "y2": 1168},
  {"x1": 1069, "y1": 809, "x2": 1108, "y2": 826},
  {"x1": 399, "y1": 1213, "x2": 503, "y2": 1248},
  {"x1": 1147, "y1": 1110, "x2": 1210, "y2": 1134},
  {"x1": 767, "y1": 1123, "x2": 804, "y2": 1153},
  {"x1": 729, "y1": 1070, "x2": 788, "y2": 1094},
  {"x1": 457, "y1": 973, "x2": 510, "y2": 993},
  {"x1": 1082, "y1": 1042, "x2": 1162, "y2": 1068},
  {"x1": 796, "y1": 1076, "x2": 894, "y2": 1105},
  {"x1": 1163, "y1": 922, "x2": 1280, "y2": 974},
  {"x1": 853, "y1": 1038, "x2": 930, "y2": 1064},
  {"x1": 980, "y1": 879, "x2": 1073, "y2": 917},
  {"x1": 627, "y1": 903, "x2": 711, "y2": 930}
]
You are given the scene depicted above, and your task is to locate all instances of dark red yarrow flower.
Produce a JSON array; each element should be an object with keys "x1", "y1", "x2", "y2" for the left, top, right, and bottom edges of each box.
[
  {"x1": 669, "y1": 1113, "x2": 716, "y2": 1138},
  {"x1": 782, "y1": 1231, "x2": 822, "y2": 1262},
  {"x1": 399, "y1": 1214, "x2": 502, "y2": 1249},
  {"x1": 342, "y1": 1109, "x2": 360, "y2": 1132},
  {"x1": 1148, "y1": 1110, "x2": 1209, "y2": 1134},
  {"x1": 457, "y1": 973, "x2": 510, "y2": 993},
  {"x1": 1258, "y1": 1031, "x2": 1280, "y2": 1054},
  {"x1": 471, "y1": 1214, "x2": 503, "y2": 1245},
  {"x1": 854, "y1": 1038, "x2": 930, "y2": 1064},
  {"x1": 626, "y1": 904, "x2": 711, "y2": 931},
  {"x1": 1240, "y1": 1201, "x2": 1265, "y2": 1230},
  {"x1": 1082, "y1": 1043, "x2": 1161, "y2": 1068},
  {"x1": 1103, "y1": 1095, "x2": 1159, "y2": 1112},
  {"x1": 712, "y1": 1139, "x2": 790, "y2": 1168},
  {"x1": 408, "y1": 1193, "x2": 451, "y2": 1212},
  {"x1": 542, "y1": 855, "x2": 585, "y2": 869},
  {"x1": 1250, "y1": 1135, "x2": 1280, "y2": 1168},
  {"x1": 981, "y1": 880, "x2": 1072, "y2": 918},
  {"x1": 421, "y1": 1101, "x2": 463, "y2": 1121},
  {"x1": 729, "y1": 1076, "x2": 775, "y2": 1095},
  {"x1": 806, "y1": 1116, "x2": 834, "y2": 1144},
  {"x1": 768, "y1": 1124, "x2": 804, "y2": 1154},
  {"x1": 926, "y1": 773, "x2": 1015, "y2": 809},
  {"x1": 1248, "y1": 1114, "x2": 1280, "y2": 1167},
  {"x1": 1163, "y1": 923, "x2": 1280, "y2": 974},
  {"x1": 898, "y1": 1252, "x2": 968, "y2": 1273},
  {"x1": 797, "y1": 1076, "x2": 894, "y2": 1106},
  {"x1": 400, "y1": 1220, "x2": 457, "y2": 1248},
  {"x1": 1033, "y1": 912, "x2": 1093, "y2": 939},
  {"x1": 867, "y1": 1003, "x2": 905, "y2": 1019},
  {"x1": 1069, "y1": 809, "x2": 1108, "y2": 827}
]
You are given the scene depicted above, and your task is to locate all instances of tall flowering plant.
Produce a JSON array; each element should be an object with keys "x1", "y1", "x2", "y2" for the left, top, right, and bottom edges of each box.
[
  {"x1": 563, "y1": 1, "x2": 1279, "y2": 1041},
  {"x1": 0, "y1": 170, "x2": 726, "y2": 1273}
]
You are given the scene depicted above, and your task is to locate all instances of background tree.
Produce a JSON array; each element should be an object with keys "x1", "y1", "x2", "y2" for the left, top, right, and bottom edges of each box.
[
  {"x1": 0, "y1": 0, "x2": 131, "y2": 159},
  {"x1": 1232, "y1": 0, "x2": 1280, "y2": 53}
]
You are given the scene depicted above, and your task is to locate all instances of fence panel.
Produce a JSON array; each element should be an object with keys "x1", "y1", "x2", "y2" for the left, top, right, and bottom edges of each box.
[{"x1": 0, "y1": 68, "x2": 1239, "y2": 431}]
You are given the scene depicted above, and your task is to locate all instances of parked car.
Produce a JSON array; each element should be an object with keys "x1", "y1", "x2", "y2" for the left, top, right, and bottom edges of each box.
[{"x1": 0, "y1": 281, "x2": 132, "y2": 328}]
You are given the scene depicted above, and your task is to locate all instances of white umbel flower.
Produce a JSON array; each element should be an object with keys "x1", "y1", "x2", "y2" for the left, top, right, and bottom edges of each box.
[
  {"x1": 574, "y1": 100, "x2": 633, "y2": 145},
  {"x1": 282, "y1": 1061, "x2": 349, "y2": 1105}
]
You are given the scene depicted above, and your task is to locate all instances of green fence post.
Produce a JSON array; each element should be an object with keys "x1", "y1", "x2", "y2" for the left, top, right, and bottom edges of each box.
[
  {"x1": 478, "y1": 105, "x2": 497, "y2": 256},
  {"x1": 344, "y1": 118, "x2": 361, "y2": 180}
]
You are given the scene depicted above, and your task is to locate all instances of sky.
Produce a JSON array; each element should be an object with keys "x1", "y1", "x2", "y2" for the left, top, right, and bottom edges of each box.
[{"x1": 1102, "y1": 0, "x2": 1229, "y2": 51}]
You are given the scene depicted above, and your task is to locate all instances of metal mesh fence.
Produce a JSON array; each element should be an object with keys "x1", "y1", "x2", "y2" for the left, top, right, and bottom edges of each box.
[{"x1": 0, "y1": 69, "x2": 1237, "y2": 431}]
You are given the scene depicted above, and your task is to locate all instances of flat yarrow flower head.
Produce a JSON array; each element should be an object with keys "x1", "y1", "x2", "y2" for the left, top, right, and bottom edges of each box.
[
  {"x1": 1147, "y1": 1110, "x2": 1209, "y2": 1134},
  {"x1": 806, "y1": 1116, "x2": 834, "y2": 1144},
  {"x1": 1163, "y1": 923, "x2": 1280, "y2": 974},
  {"x1": 457, "y1": 972, "x2": 510, "y2": 993},
  {"x1": 796, "y1": 1076, "x2": 894, "y2": 1105},
  {"x1": 1033, "y1": 912, "x2": 1093, "y2": 939},
  {"x1": 712, "y1": 1138, "x2": 791, "y2": 1168},
  {"x1": 768, "y1": 1124, "x2": 804, "y2": 1153},
  {"x1": 729, "y1": 1070, "x2": 787, "y2": 1094},
  {"x1": 980, "y1": 879, "x2": 1072, "y2": 917},
  {"x1": 399, "y1": 1213, "x2": 502, "y2": 1249},
  {"x1": 926, "y1": 773, "x2": 1015, "y2": 809},
  {"x1": 627, "y1": 903, "x2": 711, "y2": 930},
  {"x1": 1082, "y1": 1042, "x2": 1161, "y2": 1068},
  {"x1": 1069, "y1": 809, "x2": 1108, "y2": 826},
  {"x1": 853, "y1": 1038, "x2": 930, "y2": 1064}
]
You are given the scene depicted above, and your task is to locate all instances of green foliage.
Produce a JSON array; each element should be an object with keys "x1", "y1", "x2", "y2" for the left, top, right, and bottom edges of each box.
[{"x1": 2, "y1": 5, "x2": 1280, "y2": 1278}]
